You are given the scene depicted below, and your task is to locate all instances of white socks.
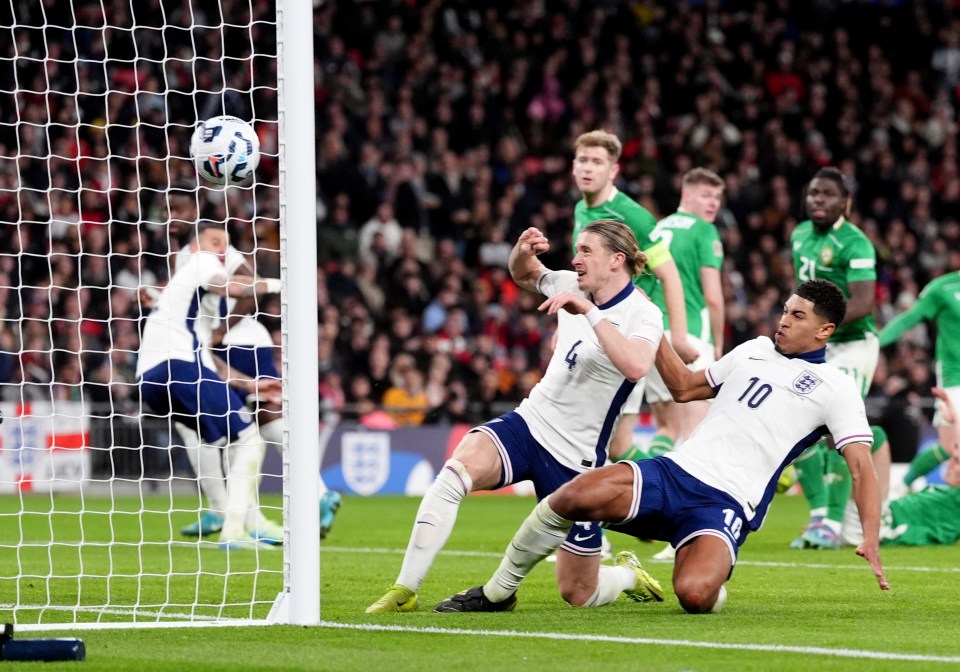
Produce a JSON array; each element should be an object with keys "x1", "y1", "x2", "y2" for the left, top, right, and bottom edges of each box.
[
  {"x1": 710, "y1": 585, "x2": 727, "y2": 613},
  {"x1": 260, "y1": 417, "x2": 330, "y2": 498},
  {"x1": 484, "y1": 498, "x2": 573, "y2": 602},
  {"x1": 258, "y1": 418, "x2": 283, "y2": 451},
  {"x1": 178, "y1": 422, "x2": 227, "y2": 515},
  {"x1": 578, "y1": 566, "x2": 637, "y2": 607},
  {"x1": 395, "y1": 460, "x2": 472, "y2": 591},
  {"x1": 220, "y1": 426, "x2": 265, "y2": 540}
]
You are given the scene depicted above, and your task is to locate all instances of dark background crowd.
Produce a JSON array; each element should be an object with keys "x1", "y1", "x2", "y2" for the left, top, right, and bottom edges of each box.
[{"x1": 2, "y1": 0, "x2": 959, "y2": 462}]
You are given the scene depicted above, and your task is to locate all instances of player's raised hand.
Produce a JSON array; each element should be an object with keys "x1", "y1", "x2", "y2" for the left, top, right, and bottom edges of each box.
[
  {"x1": 855, "y1": 542, "x2": 890, "y2": 591},
  {"x1": 539, "y1": 291, "x2": 593, "y2": 317},
  {"x1": 517, "y1": 227, "x2": 550, "y2": 256}
]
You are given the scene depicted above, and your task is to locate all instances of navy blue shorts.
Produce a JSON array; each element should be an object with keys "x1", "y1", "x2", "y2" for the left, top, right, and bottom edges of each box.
[
  {"x1": 472, "y1": 411, "x2": 602, "y2": 557},
  {"x1": 139, "y1": 359, "x2": 253, "y2": 444},
  {"x1": 211, "y1": 345, "x2": 279, "y2": 380},
  {"x1": 608, "y1": 458, "x2": 748, "y2": 569}
]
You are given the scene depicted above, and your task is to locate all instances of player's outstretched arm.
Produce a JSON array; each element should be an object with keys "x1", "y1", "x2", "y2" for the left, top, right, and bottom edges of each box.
[
  {"x1": 701, "y1": 266, "x2": 724, "y2": 360},
  {"x1": 844, "y1": 441, "x2": 890, "y2": 591},
  {"x1": 877, "y1": 299, "x2": 925, "y2": 348},
  {"x1": 654, "y1": 336, "x2": 714, "y2": 401},
  {"x1": 207, "y1": 273, "x2": 281, "y2": 298},
  {"x1": 651, "y1": 259, "x2": 697, "y2": 364},
  {"x1": 508, "y1": 227, "x2": 550, "y2": 293}
]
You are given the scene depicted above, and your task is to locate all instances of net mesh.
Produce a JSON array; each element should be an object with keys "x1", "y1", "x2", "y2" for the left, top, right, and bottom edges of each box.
[{"x1": 0, "y1": 0, "x2": 283, "y2": 625}]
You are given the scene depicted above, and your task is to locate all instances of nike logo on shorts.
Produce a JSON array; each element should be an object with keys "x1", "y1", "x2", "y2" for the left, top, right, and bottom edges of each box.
[{"x1": 573, "y1": 533, "x2": 595, "y2": 542}]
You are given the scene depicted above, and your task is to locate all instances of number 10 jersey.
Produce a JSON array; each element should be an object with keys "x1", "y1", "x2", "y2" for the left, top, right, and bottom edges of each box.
[{"x1": 665, "y1": 336, "x2": 872, "y2": 530}]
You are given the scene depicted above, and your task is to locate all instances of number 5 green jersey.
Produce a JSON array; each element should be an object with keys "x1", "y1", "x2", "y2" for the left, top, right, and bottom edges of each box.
[
  {"x1": 647, "y1": 212, "x2": 723, "y2": 343},
  {"x1": 791, "y1": 219, "x2": 877, "y2": 342},
  {"x1": 879, "y1": 271, "x2": 960, "y2": 387}
]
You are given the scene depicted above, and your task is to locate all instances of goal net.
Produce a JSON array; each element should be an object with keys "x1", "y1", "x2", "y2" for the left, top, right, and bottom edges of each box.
[{"x1": 0, "y1": 0, "x2": 318, "y2": 628}]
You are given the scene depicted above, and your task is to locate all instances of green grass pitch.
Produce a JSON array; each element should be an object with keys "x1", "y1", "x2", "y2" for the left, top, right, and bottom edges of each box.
[{"x1": 1, "y1": 492, "x2": 958, "y2": 670}]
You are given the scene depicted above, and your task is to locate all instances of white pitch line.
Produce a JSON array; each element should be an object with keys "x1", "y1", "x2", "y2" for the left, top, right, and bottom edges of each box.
[
  {"x1": 319, "y1": 621, "x2": 960, "y2": 664},
  {"x1": 321, "y1": 545, "x2": 960, "y2": 574}
]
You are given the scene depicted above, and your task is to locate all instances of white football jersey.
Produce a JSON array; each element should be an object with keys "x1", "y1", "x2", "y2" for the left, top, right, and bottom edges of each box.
[
  {"x1": 136, "y1": 251, "x2": 226, "y2": 376},
  {"x1": 515, "y1": 271, "x2": 663, "y2": 473},
  {"x1": 175, "y1": 244, "x2": 272, "y2": 348},
  {"x1": 666, "y1": 336, "x2": 872, "y2": 529}
]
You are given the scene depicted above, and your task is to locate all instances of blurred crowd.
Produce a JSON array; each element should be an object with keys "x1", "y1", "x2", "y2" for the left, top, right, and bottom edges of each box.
[{"x1": 1, "y1": 0, "x2": 958, "y2": 458}]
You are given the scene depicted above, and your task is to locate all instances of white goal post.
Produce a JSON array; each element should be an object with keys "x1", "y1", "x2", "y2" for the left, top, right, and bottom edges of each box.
[{"x1": 0, "y1": 0, "x2": 319, "y2": 629}]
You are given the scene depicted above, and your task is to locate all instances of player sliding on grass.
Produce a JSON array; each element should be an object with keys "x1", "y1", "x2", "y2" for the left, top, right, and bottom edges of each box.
[
  {"x1": 366, "y1": 220, "x2": 665, "y2": 613},
  {"x1": 435, "y1": 279, "x2": 889, "y2": 614}
]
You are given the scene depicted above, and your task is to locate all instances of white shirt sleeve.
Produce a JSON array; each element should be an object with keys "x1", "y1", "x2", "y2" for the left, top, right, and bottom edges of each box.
[
  {"x1": 825, "y1": 378, "x2": 874, "y2": 452},
  {"x1": 536, "y1": 270, "x2": 583, "y2": 298},
  {"x1": 625, "y1": 302, "x2": 663, "y2": 348},
  {"x1": 704, "y1": 338, "x2": 758, "y2": 389},
  {"x1": 196, "y1": 252, "x2": 227, "y2": 290},
  {"x1": 225, "y1": 246, "x2": 247, "y2": 275}
]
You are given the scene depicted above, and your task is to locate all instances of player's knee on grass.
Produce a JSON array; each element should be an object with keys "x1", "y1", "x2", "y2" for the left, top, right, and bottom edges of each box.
[
  {"x1": 673, "y1": 574, "x2": 725, "y2": 614},
  {"x1": 558, "y1": 575, "x2": 596, "y2": 607}
]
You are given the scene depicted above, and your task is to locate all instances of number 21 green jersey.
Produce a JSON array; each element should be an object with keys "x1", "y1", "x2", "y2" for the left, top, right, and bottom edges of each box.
[{"x1": 791, "y1": 218, "x2": 877, "y2": 342}]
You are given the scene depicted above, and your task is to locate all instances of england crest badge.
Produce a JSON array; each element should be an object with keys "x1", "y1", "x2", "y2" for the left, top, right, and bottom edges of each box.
[
  {"x1": 793, "y1": 370, "x2": 822, "y2": 395},
  {"x1": 342, "y1": 431, "x2": 391, "y2": 495}
]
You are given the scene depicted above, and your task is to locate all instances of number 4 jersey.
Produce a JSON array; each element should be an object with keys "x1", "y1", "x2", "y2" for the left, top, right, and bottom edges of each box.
[
  {"x1": 665, "y1": 336, "x2": 872, "y2": 530},
  {"x1": 515, "y1": 270, "x2": 663, "y2": 474}
]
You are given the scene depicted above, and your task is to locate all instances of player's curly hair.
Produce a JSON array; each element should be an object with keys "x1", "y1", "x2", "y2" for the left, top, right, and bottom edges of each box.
[
  {"x1": 583, "y1": 219, "x2": 647, "y2": 276},
  {"x1": 795, "y1": 279, "x2": 847, "y2": 326}
]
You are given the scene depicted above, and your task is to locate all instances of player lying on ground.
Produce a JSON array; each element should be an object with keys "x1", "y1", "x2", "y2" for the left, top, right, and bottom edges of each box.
[
  {"x1": 879, "y1": 269, "x2": 960, "y2": 492},
  {"x1": 435, "y1": 279, "x2": 889, "y2": 614},
  {"x1": 842, "y1": 387, "x2": 960, "y2": 547},
  {"x1": 365, "y1": 220, "x2": 664, "y2": 613}
]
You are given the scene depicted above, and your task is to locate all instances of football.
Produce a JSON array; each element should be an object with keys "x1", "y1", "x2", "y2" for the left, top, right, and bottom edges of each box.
[{"x1": 189, "y1": 115, "x2": 260, "y2": 185}]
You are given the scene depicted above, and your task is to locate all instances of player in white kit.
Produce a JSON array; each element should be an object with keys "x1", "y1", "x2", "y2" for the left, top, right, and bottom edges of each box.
[
  {"x1": 137, "y1": 223, "x2": 281, "y2": 550},
  {"x1": 162, "y1": 200, "x2": 341, "y2": 542},
  {"x1": 435, "y1": 279, "x2": 890, "y2": 614},
  {"x1": 169, "y1": 237, "x2": 286, "y2": 543},
  {"x1": 366, "y1": 220, "x2": 665, "y2": 613}
]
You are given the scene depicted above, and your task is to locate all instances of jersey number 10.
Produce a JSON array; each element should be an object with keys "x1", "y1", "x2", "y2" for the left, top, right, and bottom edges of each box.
[{"x1": 738, "y1": 376, "x2": 773, "y2": 409}]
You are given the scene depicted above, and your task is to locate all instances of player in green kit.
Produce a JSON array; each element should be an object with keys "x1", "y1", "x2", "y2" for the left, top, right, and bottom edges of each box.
[
  {"x1": 637, "y1": 168, "x2": 726, "y2": 562},
  {"x1": 643, "y1": 168, "x2": 725, "y2": 454},
  {"x1": 842, "y1": 388, "x2": 960, "y2": 547},
  {"x1": 790, "y1": 167, "x2": 882, "y2": 550},
  {"x1": 878, "y1": 270, "x2": 960, "y2": 490},
  {"x1": 570, "y1": 130, "x2": 696, "y2": 462}
]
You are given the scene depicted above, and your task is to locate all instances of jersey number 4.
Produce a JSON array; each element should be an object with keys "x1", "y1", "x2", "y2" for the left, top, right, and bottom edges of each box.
[{"x1": 565, "y1": 340, "x2": 583, "y2": 370}]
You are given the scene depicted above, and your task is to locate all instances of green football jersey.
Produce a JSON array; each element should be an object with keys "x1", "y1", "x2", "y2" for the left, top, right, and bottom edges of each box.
[
  {"x1": 572, "y1": 189, "x2": 671, "y2": 298},
  {"x1": 884, "y1": 485, "x2": 960, "y2": 546},
  {"x1": 878, "y1": 271, "x2": 960, "y2": 387},
  {"x1": 647, "y1": 212, "x2": 723, "y2": 342},
  {"x1": 791, "y1": 219, "x2": 877, "y2": 342}
]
